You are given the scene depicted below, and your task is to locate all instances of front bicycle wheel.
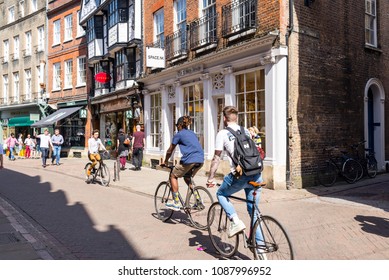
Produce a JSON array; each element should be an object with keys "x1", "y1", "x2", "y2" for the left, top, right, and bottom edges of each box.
[
  {"x1": 317, "y1": 161, "x2": 337, "y2": 187},
  {"x1": 187, "y1": 186, "x2": 214, "y2": 230},
  {"x1": 366, "y1": 156, "x2": 378, "y2": 178},
  {"x1": 207, "y1": 202, "x2": 238, "y2": 258},
  {"x1": 342, "y1": 158, "x2": 359, "y2": 183},
  {"x1": 99, "y1": 163, "x2": 110, "y2": 187},
  {"x1": 252, "y1": 215, "x2": 294, "y2": 260},
  {"x1": 84, "y1": 163, "x2": 93, "y2": 182},
  {"x1": 154, "y1": 181, "x2": 174, "y2": 222}
]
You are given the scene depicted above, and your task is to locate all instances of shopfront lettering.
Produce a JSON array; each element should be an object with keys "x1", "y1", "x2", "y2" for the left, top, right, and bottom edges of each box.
[{"x1": 176, "y1": 65, "x2": 203, "y2": 78}]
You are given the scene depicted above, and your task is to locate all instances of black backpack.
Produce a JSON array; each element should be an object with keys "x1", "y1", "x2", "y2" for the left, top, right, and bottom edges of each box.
[{"x1": 226, "y1": 126, "x2": 263, "y2": 176}]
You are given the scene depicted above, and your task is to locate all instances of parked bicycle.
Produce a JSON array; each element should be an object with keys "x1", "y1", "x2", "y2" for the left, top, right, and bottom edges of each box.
[
  {"x1": 317, "y1": 146, "x2": 360, "y2": 187},
  {"x1": 207, "y1": 181, "x2": 294, "y2": 260},
  {"x1": 154, "y1": 165, "x2": 214, "y2": 230},
  {"x1": 350, "y1": 140, "x2": 378, "y2": 180},
  {"x1": 84, "y1": 151, "x2": 111, "y2": 187}
]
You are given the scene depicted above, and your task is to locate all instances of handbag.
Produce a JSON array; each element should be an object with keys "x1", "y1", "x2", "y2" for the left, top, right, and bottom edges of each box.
[
  {"x1": 123, "y1": 138, "x2": 130, "y2": 145},
  {"x1": 2, "y1": 143, "x2": 7, "y2": 150}
]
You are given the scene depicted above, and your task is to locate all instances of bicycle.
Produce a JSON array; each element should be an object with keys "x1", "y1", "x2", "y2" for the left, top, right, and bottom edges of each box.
[
  {"x1": 84, "y1": 151, "x2": 111, "y2": 187},
  {"x1": 207, "y1": 181, "x2": 294, "y2": 260},
  {"x1": 350, "y1": 140, "x2": 378, "y2": 180},
  {"x1": 154, "y1": 165, "x2": 214, "y2": 230},
  {"x1": 316, "y1": 146, "x2": 360, "y2": 187}
]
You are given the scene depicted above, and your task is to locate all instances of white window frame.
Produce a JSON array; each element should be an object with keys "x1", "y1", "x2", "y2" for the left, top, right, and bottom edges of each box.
[
  {"x1": 150, "y1": 93, "x2": 162, "y2": 149},
  {"x1": 64, "y1": 60, "x2": 73, "y2": 88},
  {"x1": 174, "y1": 0, "x2": 186, "y2": 51},
  {"x1": 183, "y1": 83, "x2": 204, "y2": 147},
  {"x1": 36, "y1": 65, "x2": 41, "y2": 94},
  {"x1": 25, "y1": 31, "x2": 32, "y2": 56},
  {"x1": 3, "y1": 40, "x2": 9, "y2": 63},
  {"x1": 19, "y1": 1, "x2": 25, "y2": 17},
  {"x1": 3, "y1": 75, "x2": 9, "y2": 104},
  {"x1": 76, "y1": 11, "x2": 86, "y2": 37},
  {"x1": 154, "y1": 9, "x2": 164, "y2": 48},
  {"x1": 25, "y1": 69, "x2": 32, "y2": 100},
  {"x1": 53, "y1": 20, "x2": 61, "y2": 45},
  {"x1": 30, "y1": 0, "x2": 37, "y2": 13},
  {"x1": 13, "y1": 36, "x2": 20, "y2": 60},
  {"x1": 8, "y1": 6, "x2": 15, "y2": 23},
  {"x1": 37, "y1": 26, "x2": 45, "y2": 51},
  {"x1": 53, "y1": 63, "x2": 61, "y2": 90},
  {"x1": 365, "y1": 0, "x2": 377, "y2": 47},
  {"x1": 64, "y1": 14, "x2": 73, "y2": 41},
  {"x1": 77, "y1": 56, "x2": 86, "y2": 86},
  {"x1": 13, "y1": 72, "x2": 20, "y2": 103}
]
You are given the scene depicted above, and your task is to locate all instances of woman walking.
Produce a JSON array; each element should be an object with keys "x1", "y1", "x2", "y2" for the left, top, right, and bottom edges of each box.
[{"x1": 117, "y1": 129, "x2": 130, "y2": 170}]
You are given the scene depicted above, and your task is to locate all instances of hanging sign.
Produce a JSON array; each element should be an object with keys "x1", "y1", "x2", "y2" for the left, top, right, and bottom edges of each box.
[{"x1": 95, "y1": 72, "x2": 111, "y2": 83}]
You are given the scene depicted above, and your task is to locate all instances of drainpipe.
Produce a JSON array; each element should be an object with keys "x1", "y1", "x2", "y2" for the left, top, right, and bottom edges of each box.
[{"x1": 285, "y1": 0, "x2": 294, "y2": 189}]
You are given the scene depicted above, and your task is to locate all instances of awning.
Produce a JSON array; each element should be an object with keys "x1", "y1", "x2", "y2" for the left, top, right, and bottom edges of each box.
[
  {"x1": 8, "y1": 116, "x2": 34, "y2": 127},
  {"x1": 31, "y1": 107, "x2": 82, "y2": 127}
]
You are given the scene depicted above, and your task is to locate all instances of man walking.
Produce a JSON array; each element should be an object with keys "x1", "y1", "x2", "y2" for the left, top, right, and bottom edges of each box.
[
  {"x1": 131, "y1": 125, "x2": 145, "y2": 170},
  {"x1": 35, "y1": 129, "x2": 53, "y2": 168},
  {"x1": 51, "y1": 129, "x2": 64, "y2": 165}
]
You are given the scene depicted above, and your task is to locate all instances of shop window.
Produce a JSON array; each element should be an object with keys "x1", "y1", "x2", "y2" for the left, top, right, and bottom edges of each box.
[
  {"x1": 235, "y1": 69, "x2": 266, "y2": 151},
  {"x1": 150, "y1": 93, "x2": 162, "y2": 148},
  {"x1": 183, "y1": 83, "x2": 204, "y2": 147},
  {"x1": 60, "y1": 113, "x2": 86, "y2": 147}
]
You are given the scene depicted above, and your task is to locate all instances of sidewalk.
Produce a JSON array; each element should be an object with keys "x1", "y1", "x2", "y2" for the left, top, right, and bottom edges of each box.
[{"x1": 1, "y1": 156, "x2": 388, "y2": 259}]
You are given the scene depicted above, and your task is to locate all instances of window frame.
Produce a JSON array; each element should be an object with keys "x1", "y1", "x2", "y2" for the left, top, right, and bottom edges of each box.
[
  {"x1": 13, "y1": 36, "x2": 20, "y2": 60},
  {"x1": 183, "y1": 83, "x2": 204, "y2": 147},
  {"x1": 8, "y1": 6, "x2": 15, "y2": 23},
  {"x1": 154, "y1": 9, "x2": 165, "y2": 47},
  {"x1": 25, "y1": 69, "x2": 32, "y2": 100},
  {"x1": 3, "y1": 40, "x2": 10, "y2": 62},
  {"x1": 64, "y1": 59, "x2": 73, "y2": 88},
  {"x1": 25, "y1": 31, "x2": 32, "y2": 56},
  {"x1": 53, "y1": 62, "x2": 62, "y2": 90},
  {"x1": 30, "y1": 0, "x2": 37, "y2": 13},
  {"x1": 3, "y1": 75, "x2": 9, "y2": 103},
  {"x1": 53, "y1": 20, "x2": 61, "y2": 45},
  {"x1": 365, "y1": 0, "x2": 377, "y2": 47},
  {"x1": 150, "y1": 93, "x2": 162, "y2": 149},
  {"x1": 37, "y1": 26, "x2": 45, "y2": 51},
  {"x1": 13, "y1": 72, "x2": 20, "y2": 103},
  {"x1": 77, "y1": 56, "x2": 86, "y2": 86},
  {"x1": 64, "y1": 14, "x2": 73, "y2": 42}
]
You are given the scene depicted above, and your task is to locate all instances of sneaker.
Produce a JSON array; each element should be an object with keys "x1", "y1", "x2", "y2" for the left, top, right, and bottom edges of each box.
[
  {"x1": 56, "y1": 163, "x2": 60, "y2": 166},
  {"x1": 165, "y1": 202, "x2": 181, "y2": 211},
  {"x1": 192, "y1": 201, "x2": 205, "y2": 210},
  {"x1": 228, "y1": 219, "x2": 246, "y2": 238}
]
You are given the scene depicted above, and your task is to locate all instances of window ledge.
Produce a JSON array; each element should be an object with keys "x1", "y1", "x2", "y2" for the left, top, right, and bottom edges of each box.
[
  {"x1": 52, "y1": 88, "x2": 61, "y2": 92},
  {"x1": 63, "y1": 38, "x2": 73, "y2": 43},
  {"x1": 76, "y1": 84, "x2": 86, "y2": 88},
  {"x1": 52, "y1": 43, "x2": 61, "y2": 47},
  {"x1": 365, "y1": 44, "x2": 382, "y2": 53},
  {"x1": 63, "y1": 86, "x2": 73, "y2": 91}
]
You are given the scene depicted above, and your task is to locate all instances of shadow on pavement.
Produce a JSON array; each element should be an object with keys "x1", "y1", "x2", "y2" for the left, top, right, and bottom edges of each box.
[
  {"x1": 0, "y1": 168, "x2": 142, "y2": 260},
  {"x1": 354, "y1": 215, "x2": 389, "y2": 238}
]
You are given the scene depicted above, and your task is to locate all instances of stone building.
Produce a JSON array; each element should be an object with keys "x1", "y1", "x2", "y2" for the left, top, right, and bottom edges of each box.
[
  {"x1": 31, "y1": 0, "x2": 91, "y2": 157},
  {"x1": 0, "y1": 0, "x2": 47, "y2": 139},
  {"x1": 140, "y1": 0, "x2": 389, "y2": 189}
]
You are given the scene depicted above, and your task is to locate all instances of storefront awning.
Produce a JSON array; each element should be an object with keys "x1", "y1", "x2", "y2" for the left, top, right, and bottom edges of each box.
[
  {"x1": 8, "y1": 116, "x2": 34, "y2": 127},
  {"x1": 31, "y1": 107, "x2": 82, "y2": 127}
]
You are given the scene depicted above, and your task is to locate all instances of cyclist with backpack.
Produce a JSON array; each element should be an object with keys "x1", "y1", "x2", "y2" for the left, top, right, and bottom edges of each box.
[{"x1": 207, "y1": 106, "x2": 263, "y2": 239}]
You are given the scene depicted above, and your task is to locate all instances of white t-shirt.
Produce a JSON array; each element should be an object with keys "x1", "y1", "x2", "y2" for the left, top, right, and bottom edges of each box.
[
  {"x1": 215, "y1": 123, "x2": 250, "y2": 174},
  {"x1": 24, "y1": 138, "x2": 35, "y2": 147},
  {"x1": 88, "y1": 137, "x2": 104, "y2": 154},
  {"x1": 39, "y1": 134, "x2": 52, "y2": 148}
]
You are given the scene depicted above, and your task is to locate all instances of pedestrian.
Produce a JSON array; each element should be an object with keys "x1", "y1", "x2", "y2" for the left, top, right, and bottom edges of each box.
[
  {"x1": 5, "y1": 133, "x2": 18, "y2": 161},
  {"x1": 0, "y1": 137, "x2": 4, "y2": 169},
  {"x1": 51, "y1": 128, "x2": 64, "y2": 165},
  {"x1": 248, "y1": 126, "x2": 265, "y2": 160},
  {"x1": 24, "y1": 134, "x2": 34, "y2": 159},
  {"x1": 15, "y1": 133, "x2": 23, "y2": 158},
  {"x1": 35, "y1": 129, "x2": 53, "y2": 168},
  {"x1": 117, "y1": 129, "x2": 130, "y2": 170},
  {"x1": 131, "y1": 124, "x2": 145, "y2": 171}
]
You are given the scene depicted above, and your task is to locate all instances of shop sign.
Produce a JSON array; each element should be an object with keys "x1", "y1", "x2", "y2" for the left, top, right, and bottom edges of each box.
[
  {"x1": 0, "y1": 119, "x2": 8, "y2": 126},
  {"x1": 146, "y1": 47, "x2": 165, "y2": 68},
  {"x1": 95, "y1": 72, "x2": 111, "y2": 83},
  {"x1": 30, "y1": 114, "x2": 40, "y2": 121},
  {"x1": 176, "y1": 65, "x2": 203, "y2": 78}
]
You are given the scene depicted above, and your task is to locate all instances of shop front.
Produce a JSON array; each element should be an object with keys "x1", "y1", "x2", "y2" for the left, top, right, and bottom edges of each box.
[{"x1": 0, "y1": 107, "x2": 41, "y2": 140}]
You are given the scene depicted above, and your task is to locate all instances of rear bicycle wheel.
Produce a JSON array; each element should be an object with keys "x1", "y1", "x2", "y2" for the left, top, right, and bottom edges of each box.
[
  {"x1": 187, "y1": 186, "x2": 214, "y2": 230},
  {"x1": 342, "y1": 158, "x2": 359, "y2": 183},
  {"x1": 99, "y1": 163, "x2": 110, "y2": 186},
  {"x1": 84, "y1": 163, "x2": 93, "y2": 182},
  {"x1": 207, "y1": 202, "x2": 238, "y2": 258},
  {"x1": 366, "y1": 156, "x2": 377, "y2": 178},
  {"x1": 154, "y1": 181, "x2": 174, "y2": 222},
  {"x1": 354, "y1": 160, "x2": 364, "y2": 181},
  {"x1": 317, "y1": 161, "x2": 337, "y2": 187},
  {"x1": 253, "y1": 215, "x2": 294, "y2": 260}
]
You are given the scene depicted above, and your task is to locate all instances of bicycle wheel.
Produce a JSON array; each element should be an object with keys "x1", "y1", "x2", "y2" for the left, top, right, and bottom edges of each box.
[
  {"x1": 84, "y1": 163, "x2": 93, "y2": 182},
  {"x1": 98, "y1": 163, "x2": 110, "y2": 187},
  {"x1": 186, "y1": 186, "x2": 214, "y2": 230},
  {"x1": 354, "y1": 160, "x2": 364, "y2": 181},
  {"x1": 317, "y1": 161, "x2": 337, "y2": 187},
  {"x1": 154, "y1": 181, "x2": 174, "y2": 222},
  {"x1": 366, "y1": 156, "x2": 377, "y2": 178},
  {"x1": 252, "y1": 215, "x2": 294, "y2": 260},
  {"x1": 207, "y1": 202, "x2": 238, "y2": 258},
  {"x1": 342, "y1": 158, "x2": 359, "y2": 183}
]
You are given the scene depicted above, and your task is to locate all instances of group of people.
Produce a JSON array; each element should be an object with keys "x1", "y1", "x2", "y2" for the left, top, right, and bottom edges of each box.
[
  {"x1": 0, "y1": 129, "x2": 64, "y2": 169},
  {"x1": 161, "y1": 106, "x2": 265, "y2": 250}
]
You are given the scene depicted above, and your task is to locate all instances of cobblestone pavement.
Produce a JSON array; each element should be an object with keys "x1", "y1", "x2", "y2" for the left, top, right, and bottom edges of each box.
[{"x1": 0, "y1": 157, "x2": 388, "y2": 259}]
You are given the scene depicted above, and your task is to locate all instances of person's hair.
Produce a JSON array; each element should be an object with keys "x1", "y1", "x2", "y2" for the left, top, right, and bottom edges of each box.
[
  {"x1": 223, "y1": 106, "x2": 238, "y2": 122},
  {"x1": 177, "y1": 116, "x2": 191, "y2": 129},
  {"x1": 249, "y1": 126, "x2": 259, "y2": 135},
  {"x1": 119, "y1": 128, "x2": 124, "y2": 134},
  {"x1": 11, "y1": 133, "x2": 15, "y2": 137},
  {"x1": 93, "y1": 129, "x2": 99, "y2": 134}
]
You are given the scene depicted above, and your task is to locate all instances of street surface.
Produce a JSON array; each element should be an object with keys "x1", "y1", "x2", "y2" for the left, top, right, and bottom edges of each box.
[{"x1": 0, "y1": 157, "x2": 388, "y2": 260}]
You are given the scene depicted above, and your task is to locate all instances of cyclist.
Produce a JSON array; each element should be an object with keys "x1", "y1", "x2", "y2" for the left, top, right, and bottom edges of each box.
[
  {"x1": 160, "y1": 116, "x2": 204, "y2": 211},
  {"x1": 86, "y1": 129, "x2": 107, "y2": 177},
  {"x1": 206, "y1": 106, "x2": 264, "y2": 242}
]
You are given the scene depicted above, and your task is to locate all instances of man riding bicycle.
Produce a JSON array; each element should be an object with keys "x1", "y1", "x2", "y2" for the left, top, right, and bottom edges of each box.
[
  {"x1": 206, "y1": 106, "x2": 264, "y2": 242},
  {"x1": 161, "y1": 116, "x2": 204, "y2": 211},
  {"x1": 87, "y1": 129, "x2": 107, "y2": 176}
]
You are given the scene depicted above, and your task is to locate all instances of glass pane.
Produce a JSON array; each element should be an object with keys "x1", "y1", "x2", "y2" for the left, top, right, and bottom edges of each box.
[
  {"x1": 256, "y1": 69, "x2": 265, "y2": 90},
  {"x1": 257, "y1": 91, "x2": 265, "y2": 111},
  {"x1": 236, "y1": 74, "x2": 245, "y2": 92},
  {"x1": 246, "y1": 92, "x2": 255, "y2": 112},
  {"x1": 246, "y1": 71, "x2": 255, "y2": 92},
  {"x1": 236, "y1": 93, "x2": 245, "y2": 112}
]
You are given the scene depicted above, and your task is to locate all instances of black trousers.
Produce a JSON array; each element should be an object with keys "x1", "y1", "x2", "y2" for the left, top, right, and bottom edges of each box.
[{"x1": 132, "y1": 148, "x2": 143, "y2": 168}]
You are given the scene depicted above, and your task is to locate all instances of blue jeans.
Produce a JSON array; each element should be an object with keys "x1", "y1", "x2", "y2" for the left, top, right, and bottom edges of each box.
[
  {"x1": 52, "y1": 145, "x2": 61, "y2": 164},
  {"x1": 41, "y1": 147, "x2": 49, "y2": 166},
  {"x1": 217, "y1": 172, "x2": 264, "y2": 244},
  {"x1": 8, "y1": 147, "x2": 15, "y2": 160}
]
